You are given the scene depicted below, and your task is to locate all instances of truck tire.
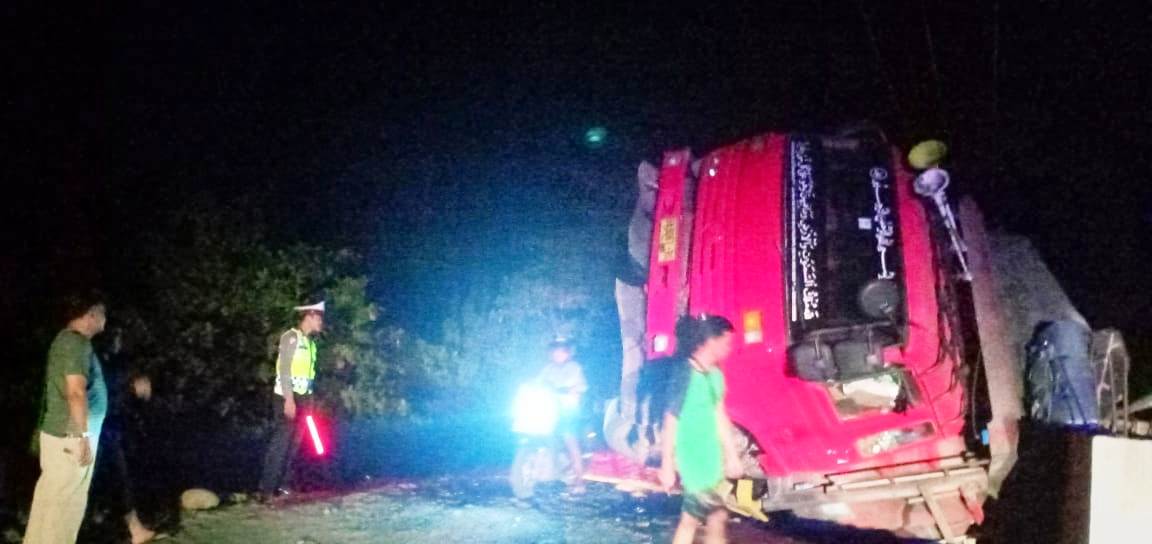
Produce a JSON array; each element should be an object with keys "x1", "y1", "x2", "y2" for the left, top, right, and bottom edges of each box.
[{"x1": 1025, "y1": 320, "x2": 1098, "y2": 426}]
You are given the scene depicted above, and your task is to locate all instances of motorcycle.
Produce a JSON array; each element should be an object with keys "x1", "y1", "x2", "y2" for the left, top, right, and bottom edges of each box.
[{"x1": 508, "y1": 382, "x2": 577, "y2": 500}]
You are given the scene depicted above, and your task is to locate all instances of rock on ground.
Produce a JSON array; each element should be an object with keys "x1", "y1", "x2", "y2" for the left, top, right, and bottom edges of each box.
[{"x1": 181, "y1": 489, "x2": 221, "y2": 511}]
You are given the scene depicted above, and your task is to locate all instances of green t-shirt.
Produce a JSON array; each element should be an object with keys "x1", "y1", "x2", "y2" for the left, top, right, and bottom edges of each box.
[
  {"x1": 669, "y1": 364, "x2": 726, "y2": 493},
  {"x1": 39, "y1": 329, "x2": 106, "y2": 437}
]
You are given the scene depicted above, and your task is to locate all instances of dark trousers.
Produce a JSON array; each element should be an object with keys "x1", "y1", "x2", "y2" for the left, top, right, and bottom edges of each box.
[
  {"x1": 92, "y1": 426, "x2": 137, "y2": 518},
  {"x1": 259, "y1": 395, "x2": 307, "y2": 494}
]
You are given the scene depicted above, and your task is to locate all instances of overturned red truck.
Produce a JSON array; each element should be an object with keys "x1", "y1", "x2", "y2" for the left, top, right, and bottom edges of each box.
[{"x1": 587, "y1": 126, "x2": 1128, "y2": 540}]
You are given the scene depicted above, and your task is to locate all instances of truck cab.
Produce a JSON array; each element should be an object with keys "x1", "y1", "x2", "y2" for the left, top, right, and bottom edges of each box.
[
  {"x1": 599, "y1": 128, "x2": 991, "y2": 540},
  {"x1": 588, "y1": 125, "x2": 1140, "y2": 542}
]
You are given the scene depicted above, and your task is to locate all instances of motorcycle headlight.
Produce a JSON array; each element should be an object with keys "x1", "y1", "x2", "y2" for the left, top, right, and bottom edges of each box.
[{"x1": 512, "y1": 384, "x2": 559, "y2": 436}]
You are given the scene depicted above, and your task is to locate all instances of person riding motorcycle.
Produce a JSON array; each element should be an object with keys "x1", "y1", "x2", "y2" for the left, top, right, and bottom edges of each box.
[{"x1": 534, "y1": 336, "x2": 588, "y2": 493}]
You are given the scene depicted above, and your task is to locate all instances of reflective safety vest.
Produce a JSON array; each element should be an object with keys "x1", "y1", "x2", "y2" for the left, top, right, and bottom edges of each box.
[{"x1": 274, "y1": 328, "x2": 317, "y2": 396}]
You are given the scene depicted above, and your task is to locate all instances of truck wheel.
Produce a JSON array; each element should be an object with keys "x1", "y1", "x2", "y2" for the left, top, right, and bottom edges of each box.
[{"x1": 1024, "y1": 320, "x2": 1098, "y2": 426}]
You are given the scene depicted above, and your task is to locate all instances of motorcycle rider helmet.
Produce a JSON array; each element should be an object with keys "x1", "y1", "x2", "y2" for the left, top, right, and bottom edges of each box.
[{"x1": 547, "y1": 335, "x2": 575, "y2": 350}]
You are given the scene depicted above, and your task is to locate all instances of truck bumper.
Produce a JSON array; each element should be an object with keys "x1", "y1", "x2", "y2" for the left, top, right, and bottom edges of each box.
[{"x1": 742, "y1": 456, "x2": 989, "y2": 541}]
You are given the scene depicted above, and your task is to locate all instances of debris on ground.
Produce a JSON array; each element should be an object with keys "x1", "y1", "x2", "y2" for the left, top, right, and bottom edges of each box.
[
  {"x1": 166, "y1": 473, "x2": 921, "y2": 544},
  {"x1": 180, "y1": 488, "x2": 221, "y2": 511}
]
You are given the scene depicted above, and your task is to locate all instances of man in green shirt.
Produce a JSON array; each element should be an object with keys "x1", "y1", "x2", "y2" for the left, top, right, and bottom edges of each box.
[
  {"x1": 659, "y1": 314, "x2": 742, "y2": 544},
  {"x1": 24, "y1": 292, "x2": 108, "y2": 544}
]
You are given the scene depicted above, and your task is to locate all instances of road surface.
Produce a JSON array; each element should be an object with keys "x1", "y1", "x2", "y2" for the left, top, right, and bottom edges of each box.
[{"x1": 168, "y1": 474, "x2": 922, "y2": 543}]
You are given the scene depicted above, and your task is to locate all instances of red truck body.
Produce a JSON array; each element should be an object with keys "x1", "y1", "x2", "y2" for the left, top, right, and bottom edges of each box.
[
  {"x1": 645, "y1": 134, "x2": 966, "y2": 477},
  {"x1": 590, "y1": 128, "x2": 1140, "y2": 541},
  {"x1": 592, "y1": 130, "x2": 990, "y2": 539}
]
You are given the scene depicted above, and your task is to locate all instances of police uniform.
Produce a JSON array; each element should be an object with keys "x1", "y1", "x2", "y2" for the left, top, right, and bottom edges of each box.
[
  {"x1": 274, "y1": 328, "x2": 318, "y2": 397},
  {"x1": 258, "y1": 301, "x2": 321, "y2": 497}
]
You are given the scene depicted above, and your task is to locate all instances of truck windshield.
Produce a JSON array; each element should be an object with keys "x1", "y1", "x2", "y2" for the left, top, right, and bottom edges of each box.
[{"x1": 784, "y1": 134, "x2": 905, "y2": 342}]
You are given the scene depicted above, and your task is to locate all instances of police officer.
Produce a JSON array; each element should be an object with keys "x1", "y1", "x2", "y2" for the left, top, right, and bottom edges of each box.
[{"x1": 258, "y1": 300, "x2": 324, "y2": 500}]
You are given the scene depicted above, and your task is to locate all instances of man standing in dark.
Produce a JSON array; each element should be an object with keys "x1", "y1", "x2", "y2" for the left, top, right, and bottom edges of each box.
[
  {"x1": 24, "y1": 292, "x2": 108, "y2": 544},
  {"x1": 95, "y1": 327, "x2": 160, "y2": 543},
  {"x1": 258, "y1": 300, "x2": 324, "y2": 500}
]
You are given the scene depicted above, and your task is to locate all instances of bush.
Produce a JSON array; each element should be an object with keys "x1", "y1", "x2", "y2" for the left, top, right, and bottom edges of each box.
[{"x1": 119, "y1": 206, "x2": 430, "y2": 428}]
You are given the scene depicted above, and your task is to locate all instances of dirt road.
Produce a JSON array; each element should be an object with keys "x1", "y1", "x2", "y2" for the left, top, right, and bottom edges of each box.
[{"x1": 167, "y1": 474, "x2": 921, "y2": 544}]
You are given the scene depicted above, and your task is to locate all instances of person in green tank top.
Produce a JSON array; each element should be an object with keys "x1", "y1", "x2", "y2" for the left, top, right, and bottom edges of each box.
[{"x1": 659, "y1": 314, "x2": 742, "y2": 544}]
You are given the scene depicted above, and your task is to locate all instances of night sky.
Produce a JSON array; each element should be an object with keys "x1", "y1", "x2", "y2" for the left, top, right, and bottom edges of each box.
[{"x1": 3, "y1": 1, "x2": 1149, "y2": 385}]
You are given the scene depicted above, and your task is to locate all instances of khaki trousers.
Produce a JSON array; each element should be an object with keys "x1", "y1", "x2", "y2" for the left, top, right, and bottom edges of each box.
[{"x1": 23, "y1": 432, "x2": 98, "y2": 544}]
